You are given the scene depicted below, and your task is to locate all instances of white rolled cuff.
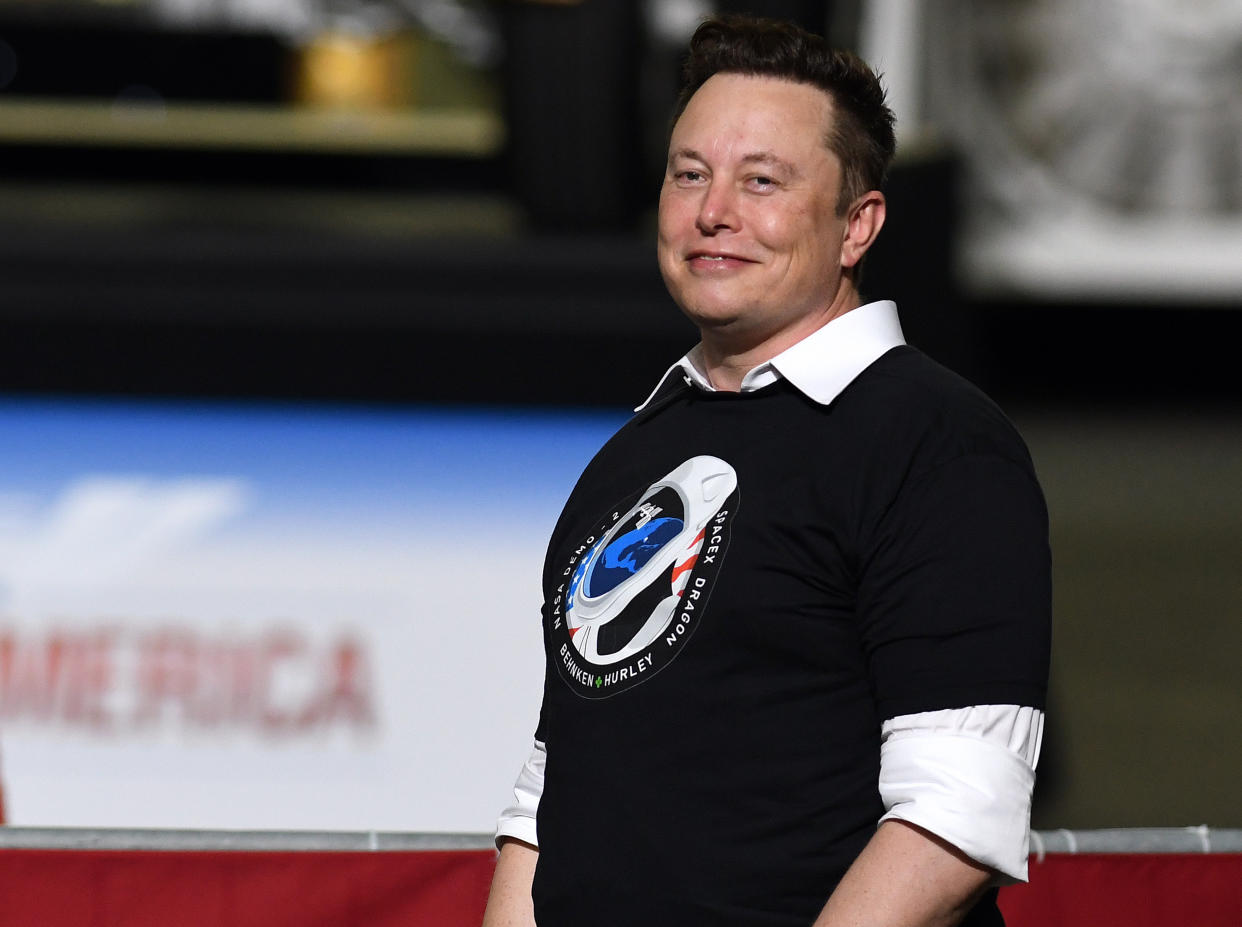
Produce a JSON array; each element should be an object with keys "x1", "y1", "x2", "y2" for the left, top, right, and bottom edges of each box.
[
  {"x1": 878, "y1": 730, "x2": 1036, "y2": 882},
  {"x1": 495, "y1": 738, "x2": 545, "y2": 849}
]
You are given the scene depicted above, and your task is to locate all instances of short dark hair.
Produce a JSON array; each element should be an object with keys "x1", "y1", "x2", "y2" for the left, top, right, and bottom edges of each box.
[{"x1": 673, "y1": 15, "x2": 896, "y2": 215}]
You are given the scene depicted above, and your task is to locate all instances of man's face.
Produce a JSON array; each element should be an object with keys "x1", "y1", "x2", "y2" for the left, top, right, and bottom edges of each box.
[{"x1": 657, "y1": 73, "x2": 851, "y2": 346}]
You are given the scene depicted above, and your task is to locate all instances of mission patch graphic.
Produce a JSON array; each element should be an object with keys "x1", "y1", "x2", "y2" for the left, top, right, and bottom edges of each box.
[{"x1": 549, "y1": 455, "x2": 738, "y2": 698}]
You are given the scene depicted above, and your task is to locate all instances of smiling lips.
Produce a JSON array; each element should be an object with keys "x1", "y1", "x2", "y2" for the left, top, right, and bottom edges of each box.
[{"x1": 686, "y1": 251, "x2": 757, "y2": 270}]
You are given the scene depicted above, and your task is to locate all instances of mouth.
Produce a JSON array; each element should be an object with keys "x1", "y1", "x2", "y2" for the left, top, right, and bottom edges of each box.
[{"x1": 685, "y1": 251, "x2": 756, "y2": 269}]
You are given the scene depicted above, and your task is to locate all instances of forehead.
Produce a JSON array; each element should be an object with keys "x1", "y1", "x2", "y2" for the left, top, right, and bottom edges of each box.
[{"x1": 671, "y1": 73, "x2": 836, "y2": 159}]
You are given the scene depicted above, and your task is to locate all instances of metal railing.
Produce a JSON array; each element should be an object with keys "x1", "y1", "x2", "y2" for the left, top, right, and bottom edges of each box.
[
  {"x1": 0, "y1": 828, "x2": 495, "y2": 852},
  {"x1": 0, "y1": 827, "x2": 1237, "y2": 855},
  {"x1": 1030, "y1": 827, "x2": 1242, "y2": 857}
]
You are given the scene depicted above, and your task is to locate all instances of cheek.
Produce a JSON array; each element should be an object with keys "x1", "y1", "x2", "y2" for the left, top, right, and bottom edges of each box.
[
  {"x1": 657, "y1": 206, "x2": 701, "y2": 276},
  {"x1": 751, "y1": 203, "x2": 809, "y2": 253},
  {"x1": 788, "y1": 208, "x2": 842, "y2": 263},
  {"x1": 657, "y1": 193, "x2": 694, "y2": 238}
]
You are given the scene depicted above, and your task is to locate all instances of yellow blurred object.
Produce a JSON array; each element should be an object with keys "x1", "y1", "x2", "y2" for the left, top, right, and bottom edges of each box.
[{"x1": 294, "y1": 31, "x2": 417, "y2": 110}]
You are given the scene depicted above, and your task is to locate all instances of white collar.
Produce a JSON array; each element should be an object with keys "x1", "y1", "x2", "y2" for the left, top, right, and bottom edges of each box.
[{"x1": 635, "y1": 300, "x2": 906, "y2": 411}]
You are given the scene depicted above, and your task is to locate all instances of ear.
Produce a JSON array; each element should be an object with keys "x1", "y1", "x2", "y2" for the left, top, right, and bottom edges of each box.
[{"x1": 839, "y1": 191, "x2": 886, "y2": 269}]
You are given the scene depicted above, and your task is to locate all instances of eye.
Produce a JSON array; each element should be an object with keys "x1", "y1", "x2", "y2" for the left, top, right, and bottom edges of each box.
[
  {"x1": 674, "y1": 169, "x2": 706, "y2": 185},
  {"x1": 747, "y1": 175, "x2": 778, "y2": 192}
]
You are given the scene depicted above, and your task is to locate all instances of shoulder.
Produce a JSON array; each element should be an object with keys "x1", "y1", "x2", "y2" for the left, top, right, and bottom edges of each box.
[{"x1": 837, "y1": 346, "x2": 1036, "y2": 481}]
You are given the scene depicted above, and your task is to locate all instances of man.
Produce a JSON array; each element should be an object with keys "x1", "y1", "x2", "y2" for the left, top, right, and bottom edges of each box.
[{"x1": 482, "y1": 15, "x2": 1050, "y2": 927}]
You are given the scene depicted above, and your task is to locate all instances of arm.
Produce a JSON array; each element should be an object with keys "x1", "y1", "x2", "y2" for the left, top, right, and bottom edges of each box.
[
  {"x1": 811, "y1": 705, "x2": 1042, "y2": 926},
  {"x1": 812, "y1": 820, "x2": 992, "y2": 927},
  {"x1": 481, "y1": 838, "x2": 538, "y2": 927},
  {"x1": 483, "y1": 738, "x2": 545, "y2": 926},
  {"x1": 839, "y1": 444, "x2": 1051, "y2": 924},
  {"x1": 812, "y1": 702, "x2": 1042, "y2": 926}
]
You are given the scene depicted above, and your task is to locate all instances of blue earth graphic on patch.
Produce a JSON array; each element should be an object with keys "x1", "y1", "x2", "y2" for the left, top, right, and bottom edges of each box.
[{"x1": 585, "y1": 517, "x2": 683, "y2": 597}]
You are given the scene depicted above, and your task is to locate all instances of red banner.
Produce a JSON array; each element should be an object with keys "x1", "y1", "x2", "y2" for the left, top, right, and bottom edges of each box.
[
  {"x1": 0, "y1": 848, "x2": 496, "y2": 927},
  {"x1": 0, "y1": 847, "x2": 1239, "y2": 926},
  {"x1": 1000, "y1": 853, "x2": 1242, "y2": 927}
]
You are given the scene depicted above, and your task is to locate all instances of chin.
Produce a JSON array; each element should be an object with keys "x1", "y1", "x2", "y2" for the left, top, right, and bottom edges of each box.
[
  {"x1": 670, "y1": 287, "x2": 750, "y2": 326},
  {"x1": 675, "y1": 297, "x2": 743, "y2": 328}
]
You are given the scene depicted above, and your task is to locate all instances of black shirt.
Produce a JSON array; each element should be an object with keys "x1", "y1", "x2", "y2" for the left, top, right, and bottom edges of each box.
[{"x1": 532, "y1": 346, "x2": 1050, "y2": 927}]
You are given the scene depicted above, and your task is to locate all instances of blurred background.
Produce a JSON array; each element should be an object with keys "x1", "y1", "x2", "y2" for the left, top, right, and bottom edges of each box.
[{"x1": 0, "y1": 0, "x2": 1239, "y2": 834}]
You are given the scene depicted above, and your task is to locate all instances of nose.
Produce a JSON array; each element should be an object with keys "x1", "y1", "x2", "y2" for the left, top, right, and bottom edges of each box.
[{"x1": 696, "y1": 180, "x2": 739, "y2": 235}]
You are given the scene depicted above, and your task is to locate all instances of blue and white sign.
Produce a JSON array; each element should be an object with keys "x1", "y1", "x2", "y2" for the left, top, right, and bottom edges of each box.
[{"x1": 0, "y1": 397, "x2": 626, "y2": 831}]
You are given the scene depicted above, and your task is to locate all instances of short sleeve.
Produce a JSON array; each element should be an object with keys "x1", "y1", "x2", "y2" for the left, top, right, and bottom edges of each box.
[{"x1": 856, "y1": 452, "x2": 1051, "y2": 719}]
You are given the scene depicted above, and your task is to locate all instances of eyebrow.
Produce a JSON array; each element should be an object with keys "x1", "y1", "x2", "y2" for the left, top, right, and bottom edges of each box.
[
  {"x1": 668, "y1": 147, "x2": 801, "y2": 179},
  {"x1": 740, "y1": 151, "x2": 800, "y2": 178}
]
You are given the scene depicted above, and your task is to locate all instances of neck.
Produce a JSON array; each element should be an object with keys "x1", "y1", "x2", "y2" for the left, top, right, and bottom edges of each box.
[{"x1": 697, "y1": 283, "x2": 861, "y2": 392}]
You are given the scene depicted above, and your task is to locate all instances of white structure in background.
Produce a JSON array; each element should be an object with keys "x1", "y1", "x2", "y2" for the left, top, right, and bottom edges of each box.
[
  {"x1": 918, "y1": 0, "x2": 1242, "y2": 301},
  {"x1": 150, "y1": 0, "x2": 318, "y2": 34},
  {"x1": 147, "y1": 0, "x2": 497, "y2": 57},
  {"x1": 857, "y1": 0, "x2": 927, "y2": 147},
  {"x1": 644, "y1": 0, "x2": 713, "y2": 46}
]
